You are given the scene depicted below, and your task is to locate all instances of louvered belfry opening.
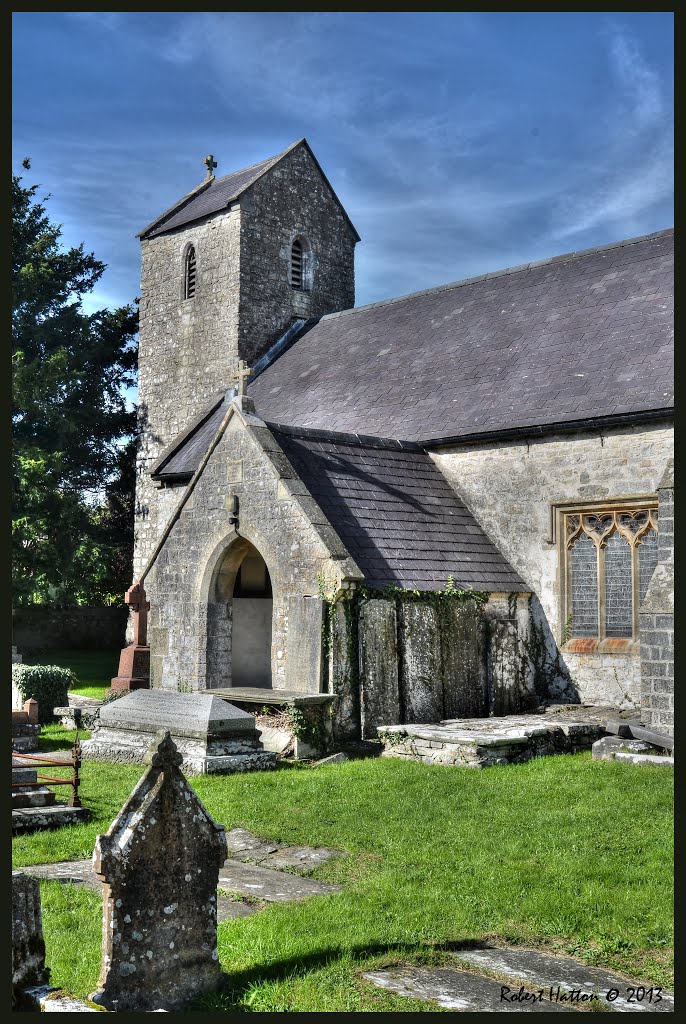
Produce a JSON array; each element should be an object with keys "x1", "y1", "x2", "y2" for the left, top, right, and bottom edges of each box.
[
  {"x1": 290, "y1": 238, "x2": 303, "y2": 289},
  {"x1": 184, "y1": 245, "x2": 197, "y2": 298}
]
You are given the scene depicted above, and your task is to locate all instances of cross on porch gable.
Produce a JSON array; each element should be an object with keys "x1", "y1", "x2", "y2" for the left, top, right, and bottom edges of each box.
[
  {"x1": 233, "y1": 359, "x2": 252, "y2": 397},
  {"x1": 203, "y1": 154, "x2": 217, "y2": 178}
]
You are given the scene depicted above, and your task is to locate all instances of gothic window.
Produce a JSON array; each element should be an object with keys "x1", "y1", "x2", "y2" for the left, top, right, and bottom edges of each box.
[
  {"x1": 290, "y1": 238, "x2": 305, "y2": 290},
  {"x1": 562, "y1": 504, "x2": 658, "y2": 646},
  {"x1": 184, "y1": 245, "x2": 197, "y2": 299}
]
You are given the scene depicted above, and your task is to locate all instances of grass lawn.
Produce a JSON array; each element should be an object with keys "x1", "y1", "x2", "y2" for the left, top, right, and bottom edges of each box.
[
  {"x1": 12, "y1": 735, "x2": 673, "y2": 1013},
  {"x1": 22, "y1": 649, "x2": 118, "y2": 700}
]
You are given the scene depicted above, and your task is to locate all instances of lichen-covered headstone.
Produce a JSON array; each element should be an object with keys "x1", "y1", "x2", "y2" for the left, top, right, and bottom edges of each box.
[
  {"x1": 12, "y1": 871, "x2": 50, "y2": 1001},
  {"x1": 90, "y1": 730, "x2": 228, "y2": 1012}
]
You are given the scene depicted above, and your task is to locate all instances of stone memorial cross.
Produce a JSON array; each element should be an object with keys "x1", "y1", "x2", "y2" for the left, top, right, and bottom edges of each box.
[
  {"x1": 126, "y1": 581, "x2": 150, "y2": 647},
  {"x1": 91, "y1": 730, "x2": 228, "y2": 1012}
]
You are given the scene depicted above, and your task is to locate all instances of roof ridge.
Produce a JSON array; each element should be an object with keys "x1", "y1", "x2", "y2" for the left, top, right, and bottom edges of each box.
[
  {"x1": 318, "y1": 227, "x2": 674, "y2": 323},
  {"x1": 266, "y1": 421, "x2": 422, "y2": 451}
]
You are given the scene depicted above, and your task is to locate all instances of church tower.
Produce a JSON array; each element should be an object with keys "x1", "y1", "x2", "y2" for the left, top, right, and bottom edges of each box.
[{"x1": 133, "y1": 140, "x2": 359, "y2": 577}]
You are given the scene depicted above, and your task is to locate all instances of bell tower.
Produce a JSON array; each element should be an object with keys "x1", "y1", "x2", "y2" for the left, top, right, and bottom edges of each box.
[{"x1": 133, "y1": 139, "x2": 359, "y2": 577}]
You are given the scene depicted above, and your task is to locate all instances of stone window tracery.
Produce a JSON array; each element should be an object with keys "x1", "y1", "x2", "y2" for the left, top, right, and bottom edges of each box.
[{"x1": 562, "y1": 504, "x2": 658, "y2": 647}]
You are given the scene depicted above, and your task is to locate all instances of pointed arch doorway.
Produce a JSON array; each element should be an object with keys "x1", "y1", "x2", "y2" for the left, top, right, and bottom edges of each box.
[{"x1": 214, "y1": 538, "x2": 273, "y2": 688}]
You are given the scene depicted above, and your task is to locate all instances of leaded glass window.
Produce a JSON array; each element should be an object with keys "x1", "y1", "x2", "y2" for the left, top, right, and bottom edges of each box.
[{"x1": 563, "y1": 504, "x2": 658, "y2": 644}]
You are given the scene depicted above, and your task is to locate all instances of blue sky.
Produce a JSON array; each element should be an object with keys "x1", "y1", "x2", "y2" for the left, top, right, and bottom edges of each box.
[{"x1": 13, "y1": 12, "x2": 673, "y2": 318}]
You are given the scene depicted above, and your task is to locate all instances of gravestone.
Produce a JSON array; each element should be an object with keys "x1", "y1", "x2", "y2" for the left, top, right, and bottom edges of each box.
[
  {"x1": 91, "y1": 730, "x2": 228, "y2": 1012},
  {"x1": 12, "y1": 698, "x2": 41, "y2": 752},
  {"x1": 81, "y1": 689, "x2": 276, "y2": 774},
  {"x1": 12, "y1": 872, "x2": 50, "y2": 1002}
]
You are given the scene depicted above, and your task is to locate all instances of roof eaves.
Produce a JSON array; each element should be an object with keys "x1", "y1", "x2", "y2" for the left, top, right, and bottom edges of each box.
[
  {"x1": 421, "y1": 407, "x2": 674, "y2": 450},
  {"x1": 137, "y1": 176, "x2": 216, "y2": 240},
  {"x1": 150, "y1": 390, "x2": 226, "y2": 478}
]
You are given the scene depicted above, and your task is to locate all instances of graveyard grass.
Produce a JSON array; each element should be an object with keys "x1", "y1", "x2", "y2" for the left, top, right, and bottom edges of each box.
[{"x1": 13, "y1": 735, "x2": 673, "y2": 1013}]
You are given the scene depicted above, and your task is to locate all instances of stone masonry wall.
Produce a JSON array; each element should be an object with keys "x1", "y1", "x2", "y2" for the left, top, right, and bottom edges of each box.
[
  {"x1": 328, "y1": 592, "x2": 533, "y2": 742},
  {"x1": 431, "y1": 421, "x2": 673, "y2": 705},
  {"x1": 238, "y1": 143, "x2": 356, "y2": 363},
  {"x1": 12, "y1": 605, "x2": 127, "y2": 653},
  {"x1": 640, "y1": 460, "x2": 673, "y2": 732},
  {"x1": 145, "y1": 405, "x2": 354, "y2": 693},
  {"x1": 135, "y1": 209, "x2": 242, "y2": 578}
]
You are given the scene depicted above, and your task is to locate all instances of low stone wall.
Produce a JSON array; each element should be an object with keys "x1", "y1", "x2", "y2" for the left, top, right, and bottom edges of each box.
[
  {"x1": 327, "y1": 591, "x2": 536, "y2": 742},
  {"x1": 12, "y1": 606, "x2": 128, "y2": 653}
]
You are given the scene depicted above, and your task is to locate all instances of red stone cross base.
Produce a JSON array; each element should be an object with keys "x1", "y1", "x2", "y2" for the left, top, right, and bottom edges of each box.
[{"x1": 110, "y1": 582, "x2": 151, "y2": 693}]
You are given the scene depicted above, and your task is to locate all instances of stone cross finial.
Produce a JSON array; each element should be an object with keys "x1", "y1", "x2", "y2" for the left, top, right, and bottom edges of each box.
[
  {"x1": 125, "y1": 581, "x2": 150, "y2": 647},
  {"x1": 144, "y1": 729, "x2": 184, "y2": 770},
  {"x1": 203, "y1": 154, "x2": 217, "y2": 178},
  {"x1": 233, "y1": 359, "x2": 252, "y2": 398}
]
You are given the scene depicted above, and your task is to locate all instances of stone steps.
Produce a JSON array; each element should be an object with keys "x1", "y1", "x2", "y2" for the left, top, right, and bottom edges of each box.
[
  {"x1": 12, "y1": 787, "x2": 57, "y2": 809},
  {"x1": 12, "y1": 805, "x2": 91, "y2": 834}
]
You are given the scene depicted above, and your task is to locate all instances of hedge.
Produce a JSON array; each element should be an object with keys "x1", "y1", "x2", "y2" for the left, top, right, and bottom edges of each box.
[{"x1": 12, "y1": 664, "x2": 74, "y2": 724}]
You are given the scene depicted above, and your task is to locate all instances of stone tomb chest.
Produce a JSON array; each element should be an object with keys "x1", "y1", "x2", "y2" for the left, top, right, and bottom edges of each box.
[{"x1": 81, "y1": 690, "x2": 276, "y2": 774}]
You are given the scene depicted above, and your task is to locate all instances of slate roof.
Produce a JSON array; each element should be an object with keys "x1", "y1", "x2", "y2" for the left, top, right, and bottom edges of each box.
[
  {"x1": 151, "y1": 396, "x2": 227, "y2": 480},
  {"x1": 249, "y1": 229, "x2": 673, "y2": 443},
  {"x1": 139, "y1": 156, "x2": 277, "y2": 240},
  {"x1": 138, "y1": 139, "x2": 359, "y2": 241},
  {"x1": 270, "y1": 426, "x2": 528, "y2": 593}
]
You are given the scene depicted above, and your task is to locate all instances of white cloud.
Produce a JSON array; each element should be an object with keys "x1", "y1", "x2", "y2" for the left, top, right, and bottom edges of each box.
[{"x1": 549, "y1": 27, "x2": 672, "y2": 242}]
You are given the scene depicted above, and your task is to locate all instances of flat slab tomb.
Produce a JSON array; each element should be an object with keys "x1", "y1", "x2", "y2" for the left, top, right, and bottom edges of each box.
[{"x1": 377, "y1": 710, "x2": 610, "y2": 768}]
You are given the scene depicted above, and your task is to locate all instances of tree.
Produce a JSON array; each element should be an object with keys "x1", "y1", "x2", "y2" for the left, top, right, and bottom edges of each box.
[{"x1": 12, "y1": 159, "x2": 139, "y2": 605}]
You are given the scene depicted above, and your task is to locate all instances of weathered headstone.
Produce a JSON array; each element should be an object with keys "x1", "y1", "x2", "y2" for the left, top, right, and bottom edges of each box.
[
  {"x1": 91, "y1": 730, "x2": 228, "y2": 1012},
  {"x1": 81, "y1": 689, "x2": 276, "y2": 774},
  {"x1": 12, "y1": 871, "x2": 50, "y2": 1001}
]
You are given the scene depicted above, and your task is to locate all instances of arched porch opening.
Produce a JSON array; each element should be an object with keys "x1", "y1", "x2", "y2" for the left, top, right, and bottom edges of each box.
[{"x1": 212, "y1": 537, "x2": 273, "y2": 688}]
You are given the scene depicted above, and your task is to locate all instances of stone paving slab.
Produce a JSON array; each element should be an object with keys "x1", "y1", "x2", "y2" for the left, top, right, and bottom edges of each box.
[
  {"x1": 22, "y1": 847, "x2": 341, "y2": 916},
  {"x1": 452, "y1": 947, "x2": 674, "y2": 1013},
  {"x1": 216, "y1": 895, "x2": 260, "y2": 921},
  {"x1": 364, "y1": 947, "x2": 674, "y2": 1013},
  {"x1": 20, "y1": 860, "x2": 101, "y2": 890},
  {"x1": 217, "y1": 860, "x2": 341, "y2": 902},
  {"x1": 362, "y1": 967, "x2": 574, "y2": 1012},
  {"x1": 225, "y1": 827, "x2": 345, "y2": 874}
]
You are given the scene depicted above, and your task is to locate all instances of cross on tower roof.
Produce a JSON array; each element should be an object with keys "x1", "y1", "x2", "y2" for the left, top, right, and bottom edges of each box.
[
  {"x1": 233, "y1": 359, "x2": 252, "y2": 398},
  {"x1": 203, "y1": 154, "x2": 217, "y2": 178}
]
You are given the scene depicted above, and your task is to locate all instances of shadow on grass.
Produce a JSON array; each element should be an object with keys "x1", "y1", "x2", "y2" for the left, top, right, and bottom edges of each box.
[{"x1": 191, "y1": 937, "x2": 493, "y2": 1011}]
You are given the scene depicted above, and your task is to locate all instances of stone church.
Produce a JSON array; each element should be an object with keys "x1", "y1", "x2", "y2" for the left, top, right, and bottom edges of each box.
[{"x1": 130, "y1": 139, "x2": 673, "y2": 742}]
